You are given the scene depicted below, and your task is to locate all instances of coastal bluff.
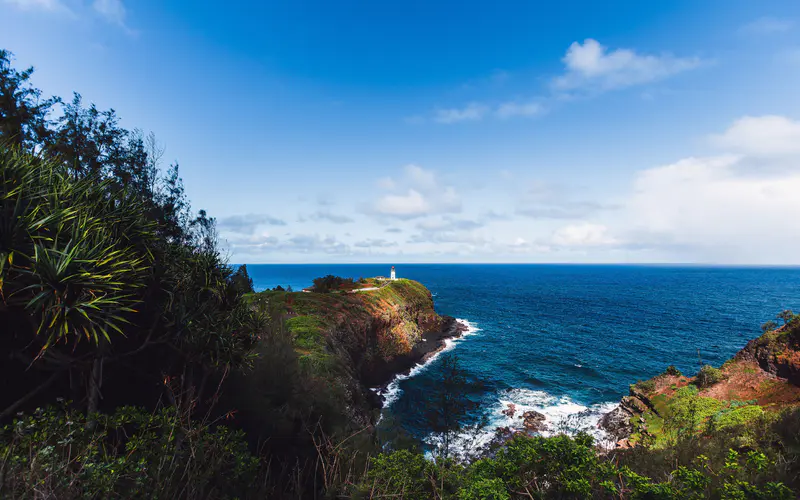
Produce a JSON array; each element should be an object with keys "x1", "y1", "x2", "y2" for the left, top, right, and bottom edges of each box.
[
  {"x1": 600, "y1": 321, "x2": 800, "y2": 448},
  {"x1": 249, "y1": 278, "x2": 466, "y2": 423}
]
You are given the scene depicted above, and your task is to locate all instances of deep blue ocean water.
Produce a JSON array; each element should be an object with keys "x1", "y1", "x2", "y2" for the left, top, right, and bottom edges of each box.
[{"x1": 245, "y1": 264, "x2": 800, "y2": 450}]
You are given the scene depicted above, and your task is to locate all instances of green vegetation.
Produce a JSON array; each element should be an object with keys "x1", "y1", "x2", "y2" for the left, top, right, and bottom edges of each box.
[
  {"x1": 695, "y1": 364, "x2": 725, "y2": 388},
  {"x1": 312, "y1": 274, "x2": 356, "y2": 292},
  {"x1": 349, "y1": 432, "x2": 795, "y2": 499},
  {"x1": 631, "y1": 379, "x2": 656, "y2": 393},
  {"x1": 665, "y1": 365, "x2": 683, "y2": 377},
  {"x1": 2, "y1": 48, "x2": 800, "y2": 498}
]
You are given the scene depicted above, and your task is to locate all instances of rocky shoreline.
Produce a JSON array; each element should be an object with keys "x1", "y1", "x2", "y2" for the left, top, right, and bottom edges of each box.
[{"x1": 369, "y1": 316, "x2": 468, "y2": 400}]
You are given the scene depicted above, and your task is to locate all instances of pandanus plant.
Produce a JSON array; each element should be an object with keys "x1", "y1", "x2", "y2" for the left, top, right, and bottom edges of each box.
[{"x1": 1, "y1": 145, "x2": 152, "y2": 417}]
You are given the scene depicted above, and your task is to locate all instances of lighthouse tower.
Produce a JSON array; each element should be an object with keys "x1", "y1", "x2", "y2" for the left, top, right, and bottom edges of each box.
[{"x1": 390, "y1": 266, "x2": 396, "y2": 280}]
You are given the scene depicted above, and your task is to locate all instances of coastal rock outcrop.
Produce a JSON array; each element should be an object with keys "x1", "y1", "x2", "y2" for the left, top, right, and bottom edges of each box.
[
  {"x1": 259, "y1": 279, "x2": 467, "y2": 425},
  {"x1": 599, "y1": 321, "x2": 800, "y2": 448},
  {"x1": 522, "y1": 410, "x2": 548, "y2": 432},
  {"x1": 734, "y1": 325, "x2": 800, "y2": 386}
]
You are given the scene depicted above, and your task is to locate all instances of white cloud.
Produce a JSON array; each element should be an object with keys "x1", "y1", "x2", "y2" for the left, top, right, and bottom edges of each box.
[
  {"x1": 554, "y1": 39, "x2": 702, "y2": 92},
  {"x1": 405, "y1": 164, "x2": 437, "y2": 189},
  {"x1": 309, "y1": 210, "x2": 355, "y2": 224},
  {"x1": 3, "y1": 0, "x2": 68, "y2": 12},
  {"x1": 372, "y1": 165, "x2": 461, "y2": 219},
  {"x1": 622, "y1": 153, "x2": 800, "y2": 263},
  {"x1": 710, "y1": 115, "x2": 800, "y2": 157},
  {"x1": 92, "y1": 0, "x2": 125, "y2": 24},
  {"x1": 552, "y1": 223, "x2": 617, "y2": 246},
  {"x1": 376, "y1": 189, "x2": 430, "y2": 217},
  {"x1": 740, "y1": 17, "x2": 794, "y2": 35},
  {"x1": 218, "y1": 213, "x2": 287, "y2": 234},
  {"x1": 229, "y1": 233, "x2": 351, "y2": 255},
  {"x1": 433, "y1": 102, "x2": 489, "y2": 124},
  {"x1": 354, "y1": 238, "x2": 397, "y2": 248},
  {"x1": 431, "y1": 100, "x2": 543, "y2": 123},
  {"x1": 495, "y1": 101, "x2": 543, "y2": 119}
]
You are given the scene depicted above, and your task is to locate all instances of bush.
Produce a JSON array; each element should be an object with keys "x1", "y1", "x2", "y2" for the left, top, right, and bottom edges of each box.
[
  {"x1": 0, "y1": 405, "x2": 260, "y2": 499},
  {"x1": 632, "y1": 379, "x2": 656, "y2": 393},
  {"x1": 711, "y1": 405, "x2": 764, "y2": 430},
  {"x1": 665, "y1": 365, "x2": 683, "y2": 377},
  {"x1": 695, "y1": 365, "x2": 725, "y2": 388},
  {"x1": 312, "y1": 275, "x2": 355, "y2": 293}
]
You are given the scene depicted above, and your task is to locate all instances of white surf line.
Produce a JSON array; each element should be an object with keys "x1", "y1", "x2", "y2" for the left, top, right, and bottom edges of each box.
[{"x1": 376, "y1": 318, "x2": 481, "y2": 421}]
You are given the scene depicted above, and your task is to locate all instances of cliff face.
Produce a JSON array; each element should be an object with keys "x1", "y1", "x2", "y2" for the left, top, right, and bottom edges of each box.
[
  {"x1": 254, "y1": 279, "x2": 464, "y2": 423},
  {"x1": 600, "y1": 322, "x2": 800, "y2": 447}
]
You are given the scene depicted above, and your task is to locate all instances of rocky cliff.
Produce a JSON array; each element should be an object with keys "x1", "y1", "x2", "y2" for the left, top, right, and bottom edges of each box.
[
  {"x1": 252, "y1": 279, "x2": 466, "y2": 423},
  {"x1": 600, "y1": 321, "x2": 800, "y2": 448}
]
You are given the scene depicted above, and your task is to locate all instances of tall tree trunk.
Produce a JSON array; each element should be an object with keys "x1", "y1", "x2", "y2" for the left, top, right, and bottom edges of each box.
[{"x1": 86, "y1": 355, "x2": 104, "y2": 429}]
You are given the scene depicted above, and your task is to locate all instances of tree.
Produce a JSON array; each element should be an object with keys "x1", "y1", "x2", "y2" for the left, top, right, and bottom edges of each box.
[
  {"x1": 424, "y1": 355, "x2": 477, "y2": 459},
  {"x1": 0, "y1": 50, "x2": 56, "y2": 149},
  {"x1": 778, "y1": 310, "x2": 795, "y2": 326},
  {"x1": 231, "y1": 264, "x2": 254, "y2": 295},
  {"x1": 762, "y1": 320, "x2": 779, "y2": 333},
  {"x1": 312, "y1": 275, "x2": 354, "y2": 293},
  {"x1": 0, "y1": 51, "x2": 260, "y2": 424}
]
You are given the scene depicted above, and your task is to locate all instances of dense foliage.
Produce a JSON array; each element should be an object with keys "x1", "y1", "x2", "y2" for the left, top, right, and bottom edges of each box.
[
  {"x1": 312, "y1": 274, "x2": 355, "y2": 293},
  {"x1": 2, "y1": 48, "x2": 799, "y2": 499}
]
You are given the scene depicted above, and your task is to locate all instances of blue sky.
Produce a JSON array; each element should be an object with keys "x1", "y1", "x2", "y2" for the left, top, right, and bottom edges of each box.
[{"x1": 3, "y1": 0, "x2": 800, "y2": 264}]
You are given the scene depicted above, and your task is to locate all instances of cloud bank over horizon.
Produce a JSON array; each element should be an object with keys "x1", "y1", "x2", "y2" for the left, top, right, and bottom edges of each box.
[{"x1": 4, "y1": 1, "x2": 799, "y2": 264}]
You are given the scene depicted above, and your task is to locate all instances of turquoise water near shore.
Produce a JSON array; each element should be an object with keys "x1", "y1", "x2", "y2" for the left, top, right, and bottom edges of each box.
[{"x1": 245, "y1": 264, "x2": 800, "y2": 451}]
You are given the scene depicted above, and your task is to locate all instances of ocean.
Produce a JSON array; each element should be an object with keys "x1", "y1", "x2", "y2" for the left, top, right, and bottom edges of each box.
[{"x1": 245, "y1": 264, "x2": 800, "y2": 454}]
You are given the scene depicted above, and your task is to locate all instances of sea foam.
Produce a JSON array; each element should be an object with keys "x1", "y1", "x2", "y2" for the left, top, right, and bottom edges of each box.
[
  {"x1": 377, "y1": 318, "x2": 481, "y2": 413},
  {"x1": 425, "y1": 388, "x2": 618, "y2": 460}
]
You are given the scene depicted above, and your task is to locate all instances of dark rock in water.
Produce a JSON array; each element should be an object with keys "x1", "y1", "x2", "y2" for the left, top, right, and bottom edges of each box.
[
  {"x1": 598, "y1": 405, "x2": 634, "y2": 441},
  {"x1": 522, "y1": 410, "x2": 547, "y2": 432},
  {"x1": 502, "y1": 403, "x2": 517, "y2": 418}
]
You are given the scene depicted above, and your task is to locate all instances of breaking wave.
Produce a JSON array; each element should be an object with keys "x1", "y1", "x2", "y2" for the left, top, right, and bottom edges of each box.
[{"x1": 376, "y1": 319, "x2": 481, "y2": 414}]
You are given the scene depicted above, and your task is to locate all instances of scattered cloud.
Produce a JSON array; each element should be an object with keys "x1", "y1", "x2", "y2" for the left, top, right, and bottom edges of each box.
[
  {"x1": 710, "y1": 115, "x2": 800, "y2": 157},
  {"x1": 495, "y1": 101, "x2": 543, "y2": 119},
  {"x1": 309, "y1": 210, "x2": 355, "y2": 224},
  {"x1": 432, "y1": 100, "x2": 543, "y2": 124},
  {"x1": 551, "y1": 223, "x2": 618, "y2": 247},
  {"x1": 375, "y1": 189, "x2": 430, "y2": 218},
  {"x1": 433, "y1": 102, "x2": 489, "y2": 124},
  {"x1": 218, "y1": 213, "x2": 287, "y2": 234},
  {"x1": 230, "y1": 233, "x2": 351, "y2": 255},
  {"x1": 3, "y1": 0, "x2": 65, "y2": 11},
  {"x1": 385, "y1": 227, "x2": 403, "y2": 233},
  {"x1": 404, "y1": 164, "x2": 437, "y2": 190},
  {"x1": 622, "y1": 152, "x2": 800, "y2": 263},
  {"x1": 371, "y1": 165, "x2": 461, "y2": 219},
  {"x1": 553, "y1": 39, "x2": 702, "y2": 92},
  {"x1": 92, "y1": 0, "x2": 125, "y2": 24},
  {"x1": 517, "y1": 200, "x2": 616, "y2": 220},
  {"x1": 354, "y1": 238, "x2": 397, "y2": 248},
  {"x1": 740, "y1": 17, "x2": 794, "y2": 35},
  {"x1": 416, "y1": 217, "x2": 483, "y2": 232}
]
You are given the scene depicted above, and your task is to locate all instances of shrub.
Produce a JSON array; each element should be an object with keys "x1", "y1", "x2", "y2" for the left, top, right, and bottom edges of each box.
[
  {"x1": 762, "y1": 320, "x2": 779, "y2": 333},
  {"x1": 695, "y1": 365, "x2": 725, "y2": 388},
  {"x1": 665, "y1": 365, "x2": 683, "y2": 377},
  {"x1": 0, "y1": 405, "x2": 260, "y2": 499},
  {"x1": 632, "y1": 379, "x2": 657, "y2": 393},
  {"x1": 711, "y1": 405, "x2": 764, "y2": 430}
]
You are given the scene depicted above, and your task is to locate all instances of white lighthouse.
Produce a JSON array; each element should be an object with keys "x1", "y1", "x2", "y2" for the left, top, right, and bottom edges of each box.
[{"x1": 390, "y1": 266, "x2": 396, "y2": 280}]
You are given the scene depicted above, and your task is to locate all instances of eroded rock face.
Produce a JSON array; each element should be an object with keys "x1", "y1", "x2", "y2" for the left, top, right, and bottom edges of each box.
[
  {"x1": 598, "y1": 405, "x2": 634, "y2": 441},
  {"x1": 735, "y1": 330, "x2": 800, "y2": 387},
  {"x1": 522, "y1": 410, "x2": 548, "y2": 432}
]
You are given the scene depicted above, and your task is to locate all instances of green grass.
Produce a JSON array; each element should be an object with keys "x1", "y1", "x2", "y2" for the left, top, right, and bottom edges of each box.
[{"x1": 285, "y1": 315, "x2": 326, "y2": 350}]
